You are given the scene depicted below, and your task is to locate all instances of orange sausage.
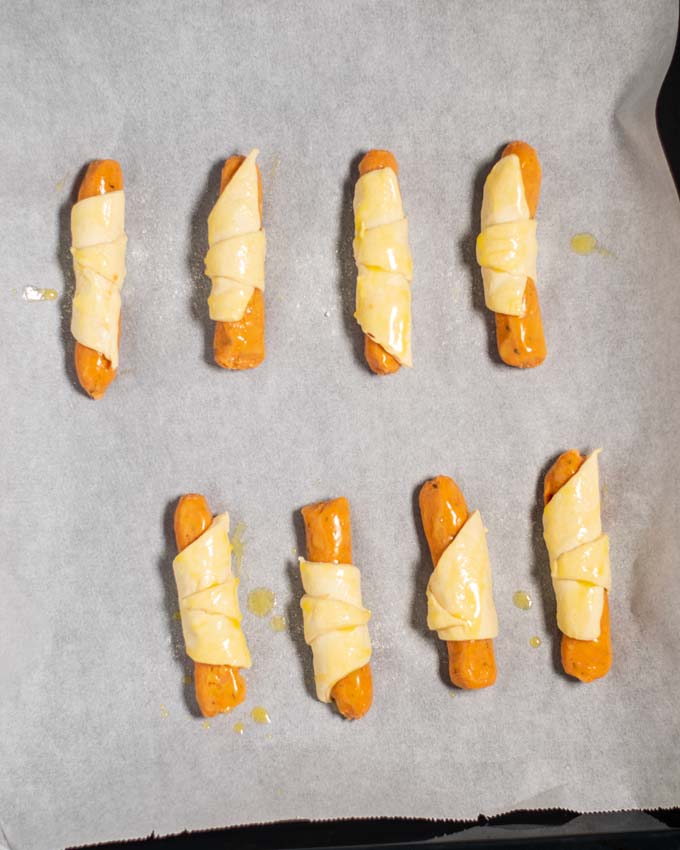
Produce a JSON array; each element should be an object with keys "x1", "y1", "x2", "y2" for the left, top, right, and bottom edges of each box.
[
  {"x1": 212, "y1": 156, "x2": 265, "y2": 370},
  {"x1": 493, "y1": 141, "x2": 547, "y2": 368},
  {"x1": 301, "y1": 497, "x2": 373, "y2": 719},
  {"x1": 174, "y1": 494, "x2": 247, "y2": 717},
  {"x1": 357, "y1": 150, "x2": 402, "y2": 376},
  {"x1": 544, "y1": 451, "x2": 612, "y2": 682},
  {"x1": 74, "y1": 160, "x2": 123, "y2": 399},
  {"x1": 419, "y1": 476, "x2": 497, "y2": 689}
]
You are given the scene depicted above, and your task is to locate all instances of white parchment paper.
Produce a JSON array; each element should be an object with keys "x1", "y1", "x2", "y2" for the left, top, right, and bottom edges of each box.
[{"x1": 2, "y1": 2, "x2": 680, "y2": 848}]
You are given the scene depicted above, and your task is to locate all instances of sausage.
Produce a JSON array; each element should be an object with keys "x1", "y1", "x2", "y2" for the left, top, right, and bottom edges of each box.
[
  {"x1": 544, "y1": 450, "x2": 612, "y2": 682},
  {"x1": 174, "y1": 494, "x2": 247, "y2": 717},
  {"x1": 213, "y1": 156, "x2": 265, "y2": 370},
  {"x1": 357, "y1": 150, "x2": 402, "y2": 376},
  {"x1": 301, "y1": 497, "x2": 373, "y2": 719},
  {"x1": 419, "y1": 476, "x2": 497, "y2": 689},
  {"x1": 74, "y1": 160, "x2": 122, "y2": 399},
  {"x1": 493, "y1": 141, "x2": 547, "y2": 368}
]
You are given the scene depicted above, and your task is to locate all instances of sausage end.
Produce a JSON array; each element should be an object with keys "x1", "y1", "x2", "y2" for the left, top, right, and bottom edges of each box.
[
  {"x1": 448, "y1": 639, "x2": 497, "y2": 689},
  {"x1": 331, "y1": 663, "x2": 373, "y2": 719},
  {"x1": 495, "y1": 279, "x2": 547, "y2": 368},
  {"x1": 194, "y1": 662, "x2": 247, "y2": 717}
]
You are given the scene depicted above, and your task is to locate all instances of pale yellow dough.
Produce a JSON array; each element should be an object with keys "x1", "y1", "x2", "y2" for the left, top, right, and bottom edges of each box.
[
  {"x1": 353, "y1": 166, "x2": 413, "y2": 366},
  {"x1": 173, "y1": 513, "x2": 252, "y2": 667},
  {"x1": 299, "y1": 559, "x2": 372, "y2": 703},
  {"x1": 543, "y1": 450, "x2": 611, "y2": 641},
  {"x1": 204, "y1": 149, "x2": 266, "y2": 322},
  {"x1": 426, "y1": 510, "x2": 499, "y2": 642},
  {"x1": 70, "y1": 190, "x2": 127, "y2": 368},
  {"x1": 476, "y1": 154, "x2": 537, "y2": 316}
]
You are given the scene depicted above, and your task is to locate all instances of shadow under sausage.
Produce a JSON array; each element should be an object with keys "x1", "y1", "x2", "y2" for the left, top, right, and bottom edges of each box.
[
  {"x1": 56, "y1": 164, "x2": 90, "y2": 397},
  {"x1": 187, "y1": 160, "x2": 224, "y2": 369},
  {"x1": 285, "y1": 508, "x2": 317, "y2": 703},
  {"x1": 411, "y1": 480, "x2": 450, "y2": 688},
  {"x1": 336, "y1": 151, "x2": 367, "y2": 371},
  {"x1": 457, "y1": 146, "x2": 507, "y2": 368},
  {"x1": 532, "y1": 452, "x2": 573, "y2": 680},
  {"x1": 158, "y1": 497, "x2": 201, "y2": 717}
]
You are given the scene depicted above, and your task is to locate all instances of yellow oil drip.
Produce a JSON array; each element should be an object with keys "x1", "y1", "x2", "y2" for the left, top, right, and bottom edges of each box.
[
  {"x1": 231, "y1": 522, "x2": 247, "y2": 575},
  {"x1": 172, "y1": 610, "x2": 181, "y2": 621},
  {"x1": 251, "y1": 706, "x2": 271, "y2": 725},
  {"x1": 160, "y1": 704, "x2": 169, "y2": 718},
  {"x1": 529, "y1": 636, "x2": 542, "y2": 648},
  {"x1": 571, "y1": 233, "x2": 598, "y2": 254},
  {"x1": 182, "y1": 674, "x2": 193, "y2": 685},
  {"x1": 248, "y1": 587, "x2": 275, "y2": 618},
  {"x1": 513, "y1": 590, "x2": 533, "y2": 610},
  {"x1": 270, "y1": 615, "x2": 287, "y2": 632},
  {"x1": 571, "y1": 233, "x2": 612, "y2": 257},
  {"x1": 22, "y1": 286, "x2": 58, "y2": 302},
  {"x1": 201, "y1": 720, "x2": 211, "y2": 730},
  {"x1": 233, "y1": 721, "x2": 245, "y2": 735}
]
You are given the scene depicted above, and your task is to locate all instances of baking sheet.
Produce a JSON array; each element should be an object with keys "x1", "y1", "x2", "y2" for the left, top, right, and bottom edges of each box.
[{"x1": 2, "y1": 1, "x2": 680, "y2": 848}]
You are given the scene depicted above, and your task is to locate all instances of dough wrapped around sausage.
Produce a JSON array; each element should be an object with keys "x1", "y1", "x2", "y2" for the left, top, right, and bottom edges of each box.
[
  {"x1": 205, "y1": 149, "x2": 266, "y2": 323},
  {"x1": 70, "y1": 190, "x2": 127, "y2": 368},
  {"x1": 543, "y1": 449, "x2": 611, "y2": 641},
  {"x1": 299, "y1": 559, "x2": 372, "y2": 703},
  {"x1": 173, "y1": 512, "x2": 251, "y2": 668},
  {"x1": 426, "y1": 510, "x2": 499, "y2": 642},
  {"x1": 353, "y1": 165, "x2": 413, "y2": 366},
  {"x1": 476, "y1": 153, "x2": 537, "y2": 317}
]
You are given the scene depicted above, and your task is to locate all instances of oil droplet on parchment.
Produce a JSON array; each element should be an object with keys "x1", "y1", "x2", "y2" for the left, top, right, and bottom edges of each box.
[
  {"x1": 270, "y1": 615, "x2": 287, "y2": 633},
  {"x1": 529, "y1": 636, "x2": 542, "y2": 648},
  {"x1": 251, "y1": 706, "x2": 271, "y2": 725},
  {"x1": 513, "y1": 590, "x2": 533, "y2": 610},
  {"x1": 269, "y1": 155, "x2": 281, "y2": 182},
  {"x1": 22, "y1": 286, "x2": 58, "y2": 302},
  {"x1": 233, "y1": 721, "x2": 245, "y2": 735},
  {"x1": 201, "y1": 720, "x2": 211, "y2": 730},
  {"x1": 248, "y1": 587, "x2": 275, "y2": 617},
  {"x1": 231, "y1": 522, "x2": 247, "y2": 575},
  {"x1": 172, "y1": 610, "x2": 181, "y2": 621},
  {"x1": 160, "y1": 704, "x2": 169, "y2": 718},
  {"x1": 182, "y1": 674, "x2": 192, "y2": 685},
  {"x1": 570, "y1": 233, "x2": 612, "y2": 257}
]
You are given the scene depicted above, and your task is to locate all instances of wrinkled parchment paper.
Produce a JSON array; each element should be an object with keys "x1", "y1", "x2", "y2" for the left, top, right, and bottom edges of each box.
[{"x1": 1, "y1": 2, "x2": 680, "y2": 848}]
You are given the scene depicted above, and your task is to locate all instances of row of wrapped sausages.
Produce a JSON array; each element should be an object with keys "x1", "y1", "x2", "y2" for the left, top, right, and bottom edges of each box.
[
  {"x1": 69, "y1": 142, "x2": 545, "y2": 399},
  {"x1": 172, "y1": 449, "x2": 611, "y2": 720}
]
